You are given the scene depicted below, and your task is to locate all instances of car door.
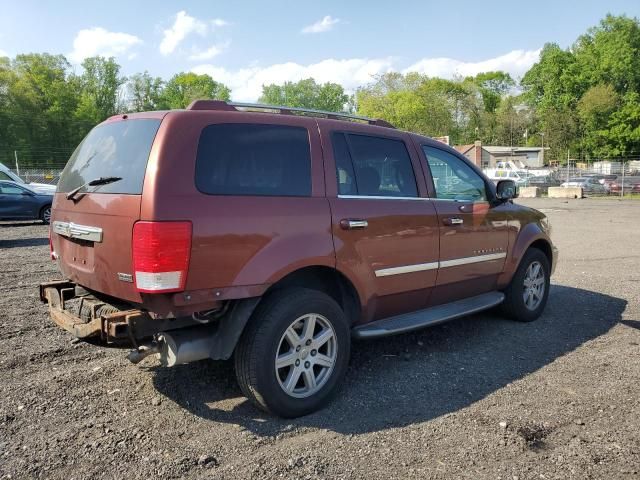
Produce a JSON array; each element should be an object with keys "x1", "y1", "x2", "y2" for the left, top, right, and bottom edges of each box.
[
  {"x1": 321, "y1": 125, "x2": 440, "y2": 324},
  {"x1": 0, "y1": 182, "x2": 38, "y2": 218},
  {"x1": 417, "y1": 145, "x2": 510, "y2": 305}
]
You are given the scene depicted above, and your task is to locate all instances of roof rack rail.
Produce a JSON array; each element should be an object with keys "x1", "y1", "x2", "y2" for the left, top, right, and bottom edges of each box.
[{"x1": 186, "y1": 100, "x2": 395, "y2": 128}]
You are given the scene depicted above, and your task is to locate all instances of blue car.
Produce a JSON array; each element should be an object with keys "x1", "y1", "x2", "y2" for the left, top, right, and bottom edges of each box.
[{"x1": 0, "y1": 181, "x2": 53, "y2": 224}]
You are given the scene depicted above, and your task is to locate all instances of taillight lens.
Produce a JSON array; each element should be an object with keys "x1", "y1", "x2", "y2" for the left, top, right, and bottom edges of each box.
[{"x1": 132, "y1": 221, "x2": 192, "y2": 293}]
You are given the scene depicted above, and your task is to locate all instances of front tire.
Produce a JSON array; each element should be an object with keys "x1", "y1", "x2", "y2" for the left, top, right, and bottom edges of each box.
[
  {"x1": 501, "y1": 248, "x2": 550, "y2": 322},
  {"x1": 234, "y1": 288, "x2": 350, "y2": 418}
]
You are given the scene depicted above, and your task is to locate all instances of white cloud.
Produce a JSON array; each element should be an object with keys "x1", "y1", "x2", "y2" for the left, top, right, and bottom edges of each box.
[
  {"x1": 68, "y1": 27, "x2": 142, "y2": 63},
  {"x1": 404, "y1": 49, "x2": 541, "y2": 80},
  {"x1": 191, "y1": 49, "x2": 540, "y2": 103},
  {"x1": 0, "y1": 48, "x2": 8, "y2": 58},
  {"x1": 301, "y1": 15, "x2": 340, "y2": 34},
  {"x1": 160, "y1": 11, "x2": 229, "y2": 56},
  {"x1": 188, "y1": 41, "x2": 230, "y2": 61},
  {"x1": 211, "y1": 18, "x2": 229, "y2": 28},
  {"x1": 192, "y1": 57, "x2": 394, "y2": 102}
]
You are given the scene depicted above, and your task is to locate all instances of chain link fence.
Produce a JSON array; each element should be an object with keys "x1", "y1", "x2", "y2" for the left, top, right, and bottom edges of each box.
[
  {"x1": 486, "y1": 159, "x2": 640, "y2": 197},
  {"x1": 5, "y1": 161, "x2": 640, "y2": 196},
  {"x1": 7, "y1": 168, "x2": 64, "y2": 185}
]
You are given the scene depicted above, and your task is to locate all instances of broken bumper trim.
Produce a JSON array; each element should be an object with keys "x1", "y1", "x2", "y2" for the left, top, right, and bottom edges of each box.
[{"x1": 40, "y1": 280, "x2": 144, "y2": 342}]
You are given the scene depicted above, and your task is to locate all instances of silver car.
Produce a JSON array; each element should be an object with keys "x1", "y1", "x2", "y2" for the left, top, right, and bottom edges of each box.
[{"x1": 560, "y1": 177, "x2": 608, "y2": 194}]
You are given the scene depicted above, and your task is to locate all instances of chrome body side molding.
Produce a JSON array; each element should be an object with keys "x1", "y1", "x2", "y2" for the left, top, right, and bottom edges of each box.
[{"x1": 375, "y1": 252, "x2": 506, "y2": 277}]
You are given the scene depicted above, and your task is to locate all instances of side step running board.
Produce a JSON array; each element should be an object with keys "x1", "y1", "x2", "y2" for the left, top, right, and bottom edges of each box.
[{"x1": 352, "y1": 291, "x2": 505, "y2": 339}]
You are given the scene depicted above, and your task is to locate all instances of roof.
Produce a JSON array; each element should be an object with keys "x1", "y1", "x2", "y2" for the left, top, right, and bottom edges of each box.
[
  {"x1": 454, "y1": 144, "x2": 474, "y2": 155},
  {"x1": 184, "y1": 100, "x2": 395, "y2": 128},
  {"x1": 453, "y1": 144, "x2": 546, "y2": 155},
  {"x1": 483, "y1": 146, "x2": 545, "y2": 154}
]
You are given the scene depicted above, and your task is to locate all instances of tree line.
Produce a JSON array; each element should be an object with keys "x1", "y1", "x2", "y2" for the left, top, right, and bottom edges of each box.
[{"x1": 1, "y1": 14, "x2": 639, "y2": 168}]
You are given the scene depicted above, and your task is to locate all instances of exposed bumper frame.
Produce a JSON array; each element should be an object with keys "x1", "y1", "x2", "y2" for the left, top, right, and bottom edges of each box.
[{"x1": 39, "y1": 280, "x2": 144, "y2": 343}]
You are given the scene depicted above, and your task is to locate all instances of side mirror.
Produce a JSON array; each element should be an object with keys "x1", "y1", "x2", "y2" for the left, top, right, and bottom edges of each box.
[{"x1": 496, "y1": 180, "x2": 518, "y2": 201}]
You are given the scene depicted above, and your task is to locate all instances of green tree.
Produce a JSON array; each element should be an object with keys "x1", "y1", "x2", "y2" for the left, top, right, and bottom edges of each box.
[
  {"x1": 356, "y1": 73, "x2": 456, "y2": 138},
  {"x1": 356, "y1": 72, "x2": 505, "y2": 145},
  {"x1": 79, "y1": 56, "x2": 126, "y2": 122},
  {"x1": 127, "y1": 72, "x2": 164, "y2": 112},
  {"x1": 465, "y1": 71, "x2": 515, "y2": 113},
  {"x1": 259, "y1": 78, "x2": 349, "y2": 112},
  {"x1": 573, "y1": 14, "x2": 640, "y2": 94},
  {"x1": 605, "y1": 92, "x2": 640, "y2": 156},
  {"x1": 521, "y1": 15, "x2": 640, "y2": 160},
  {"x1": 1, "y1": 53, "x2": 81, "y2": 166},
  {"x1": 577, "y1": 84, "x2": 620, "y2": 156},
  {"x1": 158, "y1": 72, "x2": 230, "y2": 109}
]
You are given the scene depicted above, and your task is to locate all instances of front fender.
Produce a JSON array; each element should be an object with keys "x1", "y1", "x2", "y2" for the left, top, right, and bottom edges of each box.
[{"x1": 497, "y1": 221, "x2": 551, "y2": 289}]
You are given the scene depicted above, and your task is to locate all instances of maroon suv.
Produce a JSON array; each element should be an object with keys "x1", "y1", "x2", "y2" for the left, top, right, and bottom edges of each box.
[{"x1": 41, "y1": 100, "x2": 557, "y2": 417}]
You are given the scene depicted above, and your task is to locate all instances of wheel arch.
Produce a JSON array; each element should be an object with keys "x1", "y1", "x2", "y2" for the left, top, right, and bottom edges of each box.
[
  {"x1": 528, "y1": 238, "x2": 553, "y2": 267},
  {"x1": 264, "y1": 265, "x2": 362, "y2": 325},
  {"x1": 498, "y1": 222, "x2": 554, "y2": 289}
]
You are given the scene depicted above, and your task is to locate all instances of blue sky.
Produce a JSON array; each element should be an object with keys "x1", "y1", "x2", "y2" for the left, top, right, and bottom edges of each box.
[{"x1": 1, "y1": 0, "x2": 639, "y2": 100}]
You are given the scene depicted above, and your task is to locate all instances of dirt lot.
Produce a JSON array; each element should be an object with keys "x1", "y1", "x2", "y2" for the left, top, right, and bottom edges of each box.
[{"x1": 1, "y1": 198, "x2": 639, "y2": 480}]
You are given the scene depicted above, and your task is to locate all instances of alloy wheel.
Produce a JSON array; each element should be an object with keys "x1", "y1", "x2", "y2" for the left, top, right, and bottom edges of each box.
[
  {"x1": 522, "y1": 260, "x2": 545, "y2": 310},
  {"x1": 275, "y1": 313, "x2": 337, "y2": 398}
]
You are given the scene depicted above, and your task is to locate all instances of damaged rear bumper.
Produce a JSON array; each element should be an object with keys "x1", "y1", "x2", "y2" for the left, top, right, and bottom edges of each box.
[
  {"x1": 39, "y1": 280, "x2": 261, "y2": 366},
  {"x1": 39, "y1": 280, "x2": 145, "y2": 343}
]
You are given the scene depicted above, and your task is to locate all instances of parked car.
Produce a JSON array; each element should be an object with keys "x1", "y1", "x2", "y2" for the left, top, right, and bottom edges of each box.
[
  {"x1": 0, "y1": 162, "x2": 57, "y2": 194},
  {"x1": 40, "y1": 101, "x2": 557, "y2": 417},
  {"x1": 609, "y1": 176, "x2": 640, "y2": 194},
  {"x1": 560, "y1": 177, "x2": 608, "y2": 194},
  {"x1": 486, "y1": 169, "x2": 535, "y2": 185},
  {"x1": 526, "y1": 175, "x2": 561, "y2": 191},
  {"x1": 0, "y1": 180, "x2": 53, "y2": 223}
]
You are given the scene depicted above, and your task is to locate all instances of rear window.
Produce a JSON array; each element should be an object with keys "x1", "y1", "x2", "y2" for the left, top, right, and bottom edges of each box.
[
  {"x1": 57, "y1": 119, "x2": 161, "y2": 194},
  {"x1": 332, "y1": 132, "x2": 418, "y2": 198},
  {"x1": 195, "y1": 124, "x2": 311, "y2": 197}
]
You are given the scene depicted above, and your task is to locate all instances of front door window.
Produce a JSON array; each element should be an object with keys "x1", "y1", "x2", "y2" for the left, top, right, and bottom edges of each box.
[{"x1": 423, "y1": 146, "x2": 487, "y2": 202}]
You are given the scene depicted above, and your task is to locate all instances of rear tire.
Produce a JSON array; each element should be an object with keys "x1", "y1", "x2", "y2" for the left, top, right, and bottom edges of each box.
[
  {"x1": 501, "y1": 248, "x2": 550, "y2": 322},
  {"x1": 40, "y1": 205, "x2": 51, "y2": 225},
  {"x1": 234, "y1": 288, "x2": 350, "y2": 418}
]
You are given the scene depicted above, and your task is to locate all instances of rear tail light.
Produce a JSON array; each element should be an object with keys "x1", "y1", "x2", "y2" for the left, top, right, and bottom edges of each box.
[{"x1": 132, "y1": 221, "x2": 192, "y2": 293}]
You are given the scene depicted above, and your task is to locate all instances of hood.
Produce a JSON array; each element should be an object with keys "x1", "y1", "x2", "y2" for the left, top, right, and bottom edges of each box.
[{"x1": 28, "y1": 182, "x2": 57, "y2": 193}]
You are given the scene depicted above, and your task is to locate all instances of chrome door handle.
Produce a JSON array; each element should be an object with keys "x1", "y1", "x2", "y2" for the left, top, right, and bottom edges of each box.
[
  {"x1": 340, "y1": 219, "x2": 368, "y2": 230},
  {"x1": 443, "y1": 217, "x2": 464, "y2": 226}
]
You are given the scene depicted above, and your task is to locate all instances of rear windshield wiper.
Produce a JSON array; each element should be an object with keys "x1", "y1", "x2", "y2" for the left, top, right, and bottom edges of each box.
[{"x1": 66, "y1": 176, "x2": 123, "y2": 201}]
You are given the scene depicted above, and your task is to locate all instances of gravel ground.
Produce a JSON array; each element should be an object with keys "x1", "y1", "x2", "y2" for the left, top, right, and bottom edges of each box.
[{"x1": 1, "y1": 198, "x2": 639, "y2": 480}]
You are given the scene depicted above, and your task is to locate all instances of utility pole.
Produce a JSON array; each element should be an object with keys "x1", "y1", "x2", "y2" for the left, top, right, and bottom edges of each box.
[
  {"x1": 14, "y1": 150, "x2": 20, "y2": 176},
  {"x1": 621, "y1": 160, "x2": 625, "y2": 197}
]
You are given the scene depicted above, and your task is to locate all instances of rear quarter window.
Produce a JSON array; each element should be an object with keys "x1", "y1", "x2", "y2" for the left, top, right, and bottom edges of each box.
[
  {"x1": 57, "y1": 119, "x2": 161, "y2": 194},
  {"x1": 195, "y1": 124, "x2": 311, "y2": 197}
]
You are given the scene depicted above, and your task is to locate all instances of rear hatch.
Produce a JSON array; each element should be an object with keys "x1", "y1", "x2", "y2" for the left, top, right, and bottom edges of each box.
[{"x1": 51, "y1": 116, "x2": 162, "y2": 303}]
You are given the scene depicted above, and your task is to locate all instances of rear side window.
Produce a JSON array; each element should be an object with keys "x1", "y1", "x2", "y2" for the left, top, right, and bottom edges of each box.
[
  {"x1": 57, "y1": 119, "x2": 161, "y2": 194},
  {"x1": 333, "y1": 132, "x2": 418, "y2": 198},
  {"x1": 195, "y1": 124, "x2": 311, "y2": 197},
  {"x1": 0, "y1": 183, "x2": 26, "y2": 195}
]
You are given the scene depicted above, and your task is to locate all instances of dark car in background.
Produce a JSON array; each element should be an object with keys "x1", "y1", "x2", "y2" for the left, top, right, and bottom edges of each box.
[
  {"x1": 609, "y1": 176, "x2": 640, "y2": 194},
  {"x1": 526, "y1": 175, "x2": 561, "y2": 193},
  {"x1": 0, "y1": 181, "x2": 53, "y2": 224}
]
